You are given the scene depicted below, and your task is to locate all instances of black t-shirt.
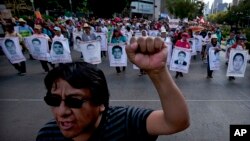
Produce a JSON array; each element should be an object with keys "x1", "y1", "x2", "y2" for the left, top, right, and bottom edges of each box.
[{"x1": 36, "y1": 106, "x2": 158, "y2": 141}]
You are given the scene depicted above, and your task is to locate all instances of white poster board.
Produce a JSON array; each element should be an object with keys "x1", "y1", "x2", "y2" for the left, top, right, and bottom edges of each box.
[
  {"x1": 148, "y1": 30, "x2": 159, "y2": 37},
  {"x1": 108, "y1": 43, "x2": 127, "y2": 67},
  {"x1": 80, "y1": 40, "x2": 101, "y2": 64},
  {"x1": 50, "y1": 39, "x2": 72, "y2": 64},
  {"x1": 0, "y1": 37, "x2": 26, "y2": 64},
  {"x1": 169, "y1": 19, "x2": 180, "y2": 29},
  {"x1": 73, "y1": 33, "x2": 82, "y2": 52},
  {"x1": 188, "y1": 38, "x2": 197, "y2": 56},
  {"x1": 208, "y1": 48, "x2": 220, "y2": 70},
  {"x1": 164, "y1": 37, "x2": 172, "y2": 66},
  {"x1": 226, "y1": 49, "x2": 248, "y2": 77},
  {"x1": 95, "y1": 32, "x2": 108, "y2": 51},
  {"x1": 25, "y1": 36, "x2": 50, "y2": 61},
  {"x1": 170, "y1": 47, "x2": 191, "y2": 73},
  {"x1": 194, "y1": 35, "x2": 202, "y2": 52}
]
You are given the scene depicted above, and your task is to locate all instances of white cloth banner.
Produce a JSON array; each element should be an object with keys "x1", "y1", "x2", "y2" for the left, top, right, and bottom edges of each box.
[
  {"x1": 73, "y1": 33, "x2": 83, "y2": 52},
  {"x1": 170, "y1": 47, "x2": 191, "y2": 73},
  {"x1": 0, "y1": 37, "x2": 26, "y2": 64},
  {"x1": 50, "y1": 38, "x2": 72, "y2": 64},
  {"x1": 25, "y1": 36, "x2": 50, "y2": 61},
  {"x1": 95, "y1": 32, "x2": 108, "y2": 51},
  {"x1": 148, "y1": 30, "x2": 159, "y2": 37},
  {"x1": 80, "y1": 40, "x2": 101, "y2": 64},
  {"x1": 208, "y1": 48, "x2": 220, "y2": 70},
  {"x1": 108, "y1": 43, "x2": 127, "y2": 67},
  {"x1": 226, "y1": 49, "x2": 248, "y2": 77},
  {"x1": 169, "y1": 19, "x2": 180, "y2": 29},
  {"x1": 188, "y1": 38, "x2": 197, "y2": 56}
]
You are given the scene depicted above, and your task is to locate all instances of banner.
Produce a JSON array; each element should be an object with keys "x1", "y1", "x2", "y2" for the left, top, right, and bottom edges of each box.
[
  {"x1": 50, "y1": 39, "x2": 72, "y2": 64},
  {"x1": 188, "y1": 38, "x2": 197, "y2": 56},
  {"x1": 170, "y1": 47, "x2": 191, "y2": 73},
  {"x1": 226, "y1": 49, "x2": 248, "y2": 77},
  {"x1": 81, "y1": 40, "x2": 101, "y2": 64},
  {"x1": 25, "y1": 36, "x2": 50, "y2": 61},
  {"x1": 108, "y1": 43, "x2": 127, "y2": 67},
  {"x1": 0, "y1": 37, "x2": 26, "y2": 64},
  {"x1": 208, "y1": 48, "x2": 220, "y2": 70},
  {"x1": 73, "y1": 33, "x2": 82, "y2": 52},
  {"x1": 95, "y1": 32, "x2": 108, "y2": 51},
  {"x1": 148, "y1": 30, "x2": 159, "y2": 37}
]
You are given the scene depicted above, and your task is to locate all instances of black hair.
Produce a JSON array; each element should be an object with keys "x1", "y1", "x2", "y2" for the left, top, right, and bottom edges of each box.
[
  {"x1": 75, "y1": 36, "x2": 81, "y2": 40},
  {"x1": 178, "y1": 51, "x2": 186, "y2": 56},
  {"x1": 4, "y1": 39, "x2": 14, "y2": 46},
  {"x1": 233, "y1": 53, "x2": 244, "y2": 62},
  {"x1": 44, "y1": 62, "x2": 110, "y2": 109},
  {"x1": 32, "y1": 38, "x2": 41, "y2": 44},
  {"x1": 87, "y1": 44, "x2": 95, "y2": 49},
  {"x1": 53, "y1": 41, "x2": 63, "y2": 47},
  {"x1": 112, "y1": 45, "x2": 122, "y2": 53}
]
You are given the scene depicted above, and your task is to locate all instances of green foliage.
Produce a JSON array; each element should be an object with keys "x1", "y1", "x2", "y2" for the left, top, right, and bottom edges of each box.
[{"x1": 221, "y1": 25, "x2": 231, "y2": 38}]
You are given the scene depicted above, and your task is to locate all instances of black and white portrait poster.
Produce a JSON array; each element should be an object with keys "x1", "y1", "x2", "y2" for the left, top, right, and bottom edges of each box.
[
  {"x1": 148, "y1": 30, "x2": 159, "y2": 37},
  {"x1": 50, "y1": 38, "x2": 72, "y2": 64},
  {"x1": 226, "y1": 49, "x2": 248, "y2": 77},
  {"x1": 95, "y1": 32, "x2": 108, "y2": 51},
  {"x1": 80, "y1": 40, "x2": 101, "y2": 64},
  {"x1": 0, "y1": 37, "x2": 26, "y2": 64},
  {"x1": 170, "y1": 47, "x2": 191, "y2": 73},
  {"x1": 108, "y1": 43, "x2": 127, "y2": 67},
  {"x1": 188, "y1": 38, "x2": 197, "y2": 56},
  {"x1": 209, "y1": 48, "x2": 220, "y2": 70},
  {"x1": 163, "y1": 37, "x2": 172, "y2": 66},
  {"x1": 194, "y1": 35, "x2": 203, "y2": 52},
  {"x1": 25, "y1": 36, "x2": 50, "y2": 61},
  {"x1": 73, "y1": 33, "x2": 82, "y2": 52}
]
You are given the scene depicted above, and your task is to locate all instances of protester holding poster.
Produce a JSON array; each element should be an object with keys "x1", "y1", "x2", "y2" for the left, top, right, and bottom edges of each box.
[
  {"x1": 174, "y1": 32, "x2": 191, "y2": 78},
  {"x1": 194, "y1": 31, "x2": 203, "y2": 58},
  {"x1": 50, "y1": 39, "x2": 72, "y2": 64},
  {"x1": 161, "y1": 29, "x2": 173, "y2": 66},
  {"x1": 108, "y1": 43, "x2": 127, "y2": 68},
  {"x1": 205, "y1": 34, "x2": 221, "y2": 78},
  {"x1": 32, "y1": 24, "x2": 55, "y2": 73},
  {"x1": 111, "y1": 29, "x2": 127, "y2": 74},
  {"x1": 227, "y1": 36, "x2": 246, "y2": 81},
  {"x1": 4, "y1": 24, "x2": 26, "y2": 76},
  {"x1": 73, "y1": 24, "x2": 83, "y2": 52},
  {"x1": 96, "y1": 27, "x2": 107, "y2": 58}
]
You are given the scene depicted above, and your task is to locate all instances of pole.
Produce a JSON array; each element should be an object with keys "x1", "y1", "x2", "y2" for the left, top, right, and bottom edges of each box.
[{"x1": 30, "y1": 0, "x2": 35, "y2": 12}]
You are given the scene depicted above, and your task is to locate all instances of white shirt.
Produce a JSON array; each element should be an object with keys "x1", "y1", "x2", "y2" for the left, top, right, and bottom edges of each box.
[{"x1": 53, "y1": 34, "x2": 65, "y2": 40}]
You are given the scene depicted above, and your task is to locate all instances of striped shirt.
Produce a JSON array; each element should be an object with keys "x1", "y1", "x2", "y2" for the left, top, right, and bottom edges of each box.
[{"x1": 36, "y1": 106, "x2": 158, "y2": 141}]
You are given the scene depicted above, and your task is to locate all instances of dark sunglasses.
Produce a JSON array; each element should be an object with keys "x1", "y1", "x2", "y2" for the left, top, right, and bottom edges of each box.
[{"x1": 44, "y1": 95, "x2": 89, "y2": 108}]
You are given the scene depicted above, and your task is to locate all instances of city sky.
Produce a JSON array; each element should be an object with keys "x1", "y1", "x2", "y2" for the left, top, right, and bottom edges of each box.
[{"x1": 204, "y1": 0, "x2": 233, "y2": 8}]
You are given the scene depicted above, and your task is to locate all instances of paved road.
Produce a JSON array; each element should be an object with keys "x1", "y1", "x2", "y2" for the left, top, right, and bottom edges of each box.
[{"x1": 0, "y1": 50, "x2": 249, "y2": 141}]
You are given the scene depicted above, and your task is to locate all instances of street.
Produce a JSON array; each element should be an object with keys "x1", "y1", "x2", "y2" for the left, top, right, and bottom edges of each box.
[{"x1": 0, "y1": 50, "x2": 249, "y2": 141}]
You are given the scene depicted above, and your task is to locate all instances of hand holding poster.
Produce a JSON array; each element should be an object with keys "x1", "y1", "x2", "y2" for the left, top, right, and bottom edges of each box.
[
  {"x1": 25, "y1": 36, "x2": 50, "y2": 61},
  {"x1": 108, "y1": 43, "x2": 127, "y2": 67},
  {"x1": 81, "y1": 40, "x2": 101, "y2": 64},
  {"x1": 208, "y1": 48, "x2": 220, "y2": 70},
  {"x1": 73, "y1": 33, "x2": 83, "y2": 52},
  {"x1": 95, "y1": 32, "x2": 107, "y2": 51},
  {"x1": 50, "y1": 39, "x2": 72, "y2": 64},
  {"x1": 226, "y1": 49, "x2": 248, "y2": 77},
  {"x1": 170, "y1": 47, "x2": 191, "y2": 73},
  {"x1": 0, "y1": 37, "x2": 26, "y2": 64}
]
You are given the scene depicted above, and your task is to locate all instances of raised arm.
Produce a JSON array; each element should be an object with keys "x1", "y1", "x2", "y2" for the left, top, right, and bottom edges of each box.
[{"x1": 126, "y1": 37, "x2": 190, "y2": 135}]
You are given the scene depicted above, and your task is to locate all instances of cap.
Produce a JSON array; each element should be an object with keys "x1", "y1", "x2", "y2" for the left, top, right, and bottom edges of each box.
[
  {"x1": 211, "y1": 34, "x2": 218, "y2": 39},
  {"x1": 34, "y1": 24, "x2": 42, "y2": 30},
  {"x1": 83, "y1": 23, "x2": 90, "y2": 28},
  {"x1": 18, "y1": 18, "x2": 26, "y2": 23},
  {"x1": 54, "y1": 26, "x2": 61, "y2": 32}
]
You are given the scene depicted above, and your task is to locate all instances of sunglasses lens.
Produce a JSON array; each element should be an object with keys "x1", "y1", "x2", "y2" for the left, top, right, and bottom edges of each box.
[
  {"x1": 44, "y1": 95, "x2": 61, "y2": 107},
  {"x1": 65, "y1": 97, "x2": 84, "y2": 108}
]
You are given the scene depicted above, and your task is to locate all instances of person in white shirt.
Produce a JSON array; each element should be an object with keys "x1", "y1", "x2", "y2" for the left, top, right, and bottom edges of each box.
[{"x1": 53, "y1": 27, "x2": 65, "y2": 40}]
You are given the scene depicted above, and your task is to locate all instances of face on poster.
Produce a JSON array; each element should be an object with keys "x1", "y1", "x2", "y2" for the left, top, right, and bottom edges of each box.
[
  {"x1": 170, "y1": 47, "x2": 191, "y2": 73},
  {"x1": 81, "y1": 41, "x2": 101, "y2": 64},
  {"x1": 1, "y1": 37, "x2": 26, "y2": 63},
  {"x1": 108, "y1": 43, "x2": 127, "y2": 67},
  {"x1": 227, "y1": 50, "x2": 248, "y2": 77},
  {"x1": 188, "y1": 38, "x2": 196, "y2": 55},
  {"x1": 50, "y1": 39, "x2": 72, "y2": 63},
  {"x1": 95, "y1": 33, "x2": 107, "y2": 51},
  {"x1": 209, "y1": 48, "x2": 220, "y2": 70}
]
